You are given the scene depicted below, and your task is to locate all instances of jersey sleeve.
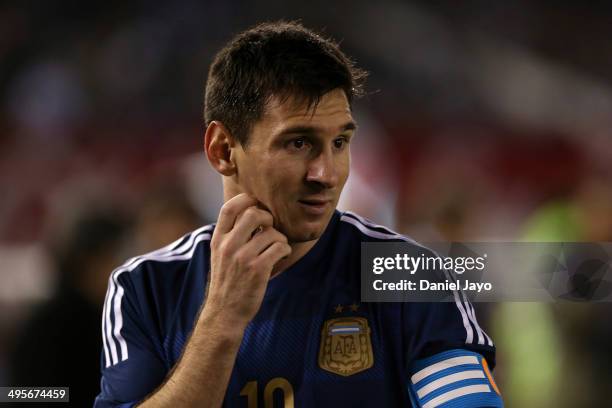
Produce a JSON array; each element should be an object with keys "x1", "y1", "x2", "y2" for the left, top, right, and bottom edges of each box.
[
  {"x1": 94, "y1": 270, "x2": 168, "y2": 407},
  {"x1": 407, "y1": 349, "x2": 503, "y2": 407},
  {"x1": 402, "y1": 285, "x2": 501, "y2": 405},
  {"x1": 403, "y1": 299, "x2": 496, "y2": 367},
  {"x1": 400, "y1": 243, "x2": 497, "y2": 367}
]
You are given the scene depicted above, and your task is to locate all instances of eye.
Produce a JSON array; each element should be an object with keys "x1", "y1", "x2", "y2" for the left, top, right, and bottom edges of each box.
[
  {"x1": 293, "y1": 138, "x2": 305, "y2": 149},
  {"x1": 287, "y1": 136, "x2": 310, "y2": 151},
  {"x1": 334, "y1": 136, "x2": 348, "y2": 149}
]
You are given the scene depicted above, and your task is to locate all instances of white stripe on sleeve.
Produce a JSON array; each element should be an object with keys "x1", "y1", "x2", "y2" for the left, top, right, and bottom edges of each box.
[
  {"x1": 422, "y1": 384, "x2": 491, "y2": 408},
  {"x1": 417, "y1": 370, "x2": 485, "y2": 398},
  {"x1": 102, "y1": 225, "x2": 213, "y2": 367},
  {"x1": 411, "y1": 355, "x2": 479, "y2": 384}
]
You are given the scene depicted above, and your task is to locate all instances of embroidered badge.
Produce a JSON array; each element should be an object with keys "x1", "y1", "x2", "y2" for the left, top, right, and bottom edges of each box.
[{"x1": 318, "y1": 317, "x2": 374, "y2": 376}]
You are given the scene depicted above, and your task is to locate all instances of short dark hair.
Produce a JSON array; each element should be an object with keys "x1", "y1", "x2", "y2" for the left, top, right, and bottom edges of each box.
[{"x1": 204, "y1": 21, "x2": 367, "y2": 145}]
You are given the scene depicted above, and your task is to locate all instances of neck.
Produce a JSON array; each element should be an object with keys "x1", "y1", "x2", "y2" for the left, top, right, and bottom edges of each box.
[{"x1": 270, "y1": 238, "x2": 317, "y2": 278}]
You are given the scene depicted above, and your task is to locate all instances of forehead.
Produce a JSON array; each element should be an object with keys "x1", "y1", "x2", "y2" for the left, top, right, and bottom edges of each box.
[{"x1": 260, "y1": 88, "x2": 354, "y2": 133}]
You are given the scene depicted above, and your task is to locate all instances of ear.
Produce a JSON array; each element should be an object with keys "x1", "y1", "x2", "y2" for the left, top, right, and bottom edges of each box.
[{"x1": 204, "y1": 121, "x2": 238, "y2": 176}]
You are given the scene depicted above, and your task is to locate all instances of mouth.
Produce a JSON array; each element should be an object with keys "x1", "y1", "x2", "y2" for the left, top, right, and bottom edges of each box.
[{"x1": 297, "y1": 198, "x2": 332, "y2": 215}]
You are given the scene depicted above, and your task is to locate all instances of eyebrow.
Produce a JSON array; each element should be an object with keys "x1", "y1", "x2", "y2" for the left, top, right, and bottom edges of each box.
[{"x1": 277, "y1": 121, "x2": 358, "y2": 137}]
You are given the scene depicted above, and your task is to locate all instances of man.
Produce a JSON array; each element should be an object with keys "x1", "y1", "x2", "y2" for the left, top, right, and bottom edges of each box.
[{"x1": 95, "y1": 21, "x2": 503, "y2": 407}]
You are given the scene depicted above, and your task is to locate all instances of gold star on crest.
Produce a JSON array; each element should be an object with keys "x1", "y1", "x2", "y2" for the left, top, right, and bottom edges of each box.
[
  {"x1": 334, "y1": 304, "x2": 344, "y2": 313},
  {"x1": 349, "y1": 303, "x2": 360, "y2": 312}
]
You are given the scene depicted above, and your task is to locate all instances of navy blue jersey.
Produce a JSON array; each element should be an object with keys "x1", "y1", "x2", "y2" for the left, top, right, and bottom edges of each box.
[{"x1": 95, "y1": 211, "x2": 500, "y2": 407}]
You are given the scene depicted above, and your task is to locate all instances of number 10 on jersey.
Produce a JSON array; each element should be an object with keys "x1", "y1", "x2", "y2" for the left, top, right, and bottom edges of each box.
[{"x1": 240, "y1": 378, "x2": 294, "y2": 408}]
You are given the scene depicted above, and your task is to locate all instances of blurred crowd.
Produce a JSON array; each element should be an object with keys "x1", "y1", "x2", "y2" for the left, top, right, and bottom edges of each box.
[{"x1": 1, "y1": 1, "x2": 611, "y2": 407}]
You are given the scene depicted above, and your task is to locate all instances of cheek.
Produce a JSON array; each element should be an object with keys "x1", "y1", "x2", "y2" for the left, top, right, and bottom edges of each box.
[
  {"x1": 252, "y1": 160, "x2": 295, "y2": 198},
  {"x1": 338, "y1": 155, "x2": 350, "y2": 184},
  {"x1": 268, "y1": 162, "x2": 301, "y2": 192}
]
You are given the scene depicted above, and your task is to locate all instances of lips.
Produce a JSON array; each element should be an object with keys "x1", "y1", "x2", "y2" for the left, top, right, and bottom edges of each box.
[
  {"x1": 299, "y1": 198, "x2": 330, "y2": 205},
  {"x1": 298, "y1": 198, "x2": 331, "y2": 215}
]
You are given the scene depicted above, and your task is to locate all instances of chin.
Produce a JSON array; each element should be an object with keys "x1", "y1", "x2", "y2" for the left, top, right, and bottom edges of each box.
[{"x1": 279, "y1": 219, "x2": 324, "y2": 243}]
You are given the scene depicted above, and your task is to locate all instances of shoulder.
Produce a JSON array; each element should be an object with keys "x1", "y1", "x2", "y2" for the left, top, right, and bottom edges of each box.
[
  {"x1": 108, "y1": 223, "x2": 215, "y2": 295},
  {"x1": 101, "y1": 224, "x2": 215, "y2": 368},
  {"x1": 337, "y1": 210, "x2": 420, "y2": 245},
  {"x1": 336, "y1": 211, "x2": 445, "y2": 262}
]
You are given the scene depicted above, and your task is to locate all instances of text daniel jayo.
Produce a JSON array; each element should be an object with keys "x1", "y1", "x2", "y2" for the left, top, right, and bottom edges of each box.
[{"x1": 372, "y1": 279, "x2": 492, "y2": 292}]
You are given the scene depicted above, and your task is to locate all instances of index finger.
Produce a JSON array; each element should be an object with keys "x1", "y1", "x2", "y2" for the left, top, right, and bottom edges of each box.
[{"x1": 215, "y1": 193, "x2": 258, "y2": 234}]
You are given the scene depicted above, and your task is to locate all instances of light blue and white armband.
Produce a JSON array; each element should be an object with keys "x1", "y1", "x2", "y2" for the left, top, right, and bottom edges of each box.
[{"x1": 408, "y1": 349, "x2": 503, "y2": 407}]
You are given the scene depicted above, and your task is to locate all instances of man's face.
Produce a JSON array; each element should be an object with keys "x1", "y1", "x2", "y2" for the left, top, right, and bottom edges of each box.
[{"x1": 233, "y1": 88, "x2": 355, "y2": 242}]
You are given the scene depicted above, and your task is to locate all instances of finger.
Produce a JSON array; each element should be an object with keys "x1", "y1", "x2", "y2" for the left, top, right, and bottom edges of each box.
[
  {"x1": 256, "y1": 241, "x2": 292, "y2": 273},
  {"x1": 243, "y1": 227, "x2": 287, "y2": 256},
  {"x1": 229, "y1": 207, "x2": 274, "y2": 245},
  {"x1": 215, "y1": 193, "x2": 258, "y2": 234}
]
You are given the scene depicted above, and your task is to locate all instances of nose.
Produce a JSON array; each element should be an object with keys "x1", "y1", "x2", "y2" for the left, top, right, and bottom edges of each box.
[{"x1": 305, "y1": 147, "x2": 338, "y2": 188}]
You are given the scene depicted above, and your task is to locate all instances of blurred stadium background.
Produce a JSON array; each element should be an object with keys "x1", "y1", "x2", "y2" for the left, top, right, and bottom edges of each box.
[{"x1": 1, "y1": 1, "x2": 611, "y2": 406}]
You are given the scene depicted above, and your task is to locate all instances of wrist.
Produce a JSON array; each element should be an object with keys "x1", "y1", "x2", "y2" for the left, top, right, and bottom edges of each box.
[{"x1": 198, "y1": 303, "x2": 249, "y2": 340}]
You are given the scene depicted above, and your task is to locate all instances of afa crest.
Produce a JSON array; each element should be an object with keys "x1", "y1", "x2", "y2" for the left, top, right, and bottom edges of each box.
[{"x1": 318, "y1": 317, "x2": 374, "y2": 376}]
